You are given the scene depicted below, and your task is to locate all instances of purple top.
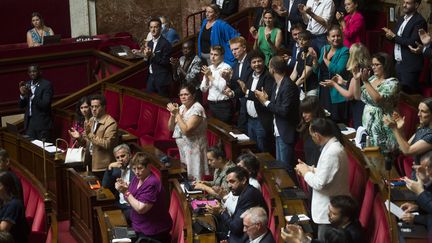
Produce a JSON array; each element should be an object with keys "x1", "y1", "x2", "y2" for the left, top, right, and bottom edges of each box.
[{"x1": 129, "y1": 173, "x2": 172, "y2": 235}]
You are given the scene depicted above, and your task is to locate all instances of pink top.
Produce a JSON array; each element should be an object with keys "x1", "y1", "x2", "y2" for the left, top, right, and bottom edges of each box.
[{"x1": 343, "y1": 11, "x2": 365, "y2": 48}]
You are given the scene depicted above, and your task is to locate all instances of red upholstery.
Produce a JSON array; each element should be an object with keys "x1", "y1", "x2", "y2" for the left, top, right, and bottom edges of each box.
[
  {"x1": 104, "y1": 89, "x2": 121, "y2": 121},
  {"x1": 397, "y1": 100, "x2": 419, "y2": 139},
  {"x1": 13, "y1": 168, "x2": 48, "y2": 243},
  {"x1": 169, "y1": 189, "x2": 185, "y2": 243},
  {"x1": 296, "y1": 173, "x2": 310, "y2": 197},
  {"x1": 135, "y1": 101, "x2": 158, "y2": 137},
  {"x1": 261, "y1": 183, "x2": 276, "y2": 239},
  {"x1": 294, "y1": 140, "x2": 305, "y2": 162},
  {"x1": 359, "y1": 180, "x2": 377, "y2": 229},
  {"x1": 347, "y1": 152, "x2": 367, "y2": 205},
  {"x1": 206, "y1": 130, "x2": 233, "y2": 160},
  {"x1": 119, "y1": 95, "x2": 141, "y2": 131},
  {"x1": 367, "y1": 194, "x2": 391, "y2": 243},
  {"x1": 397, "y1": 154, "x2": 414, "y2": 178},
  {"x1": 423, "y1": 87, "x2": 432, "y2": 98},
  {"x1": 148, "y1": 164, "x2": 161, "y2": 181},
  {"x1": 52, "y1": 115, "x2": 72, "y2": 146}
]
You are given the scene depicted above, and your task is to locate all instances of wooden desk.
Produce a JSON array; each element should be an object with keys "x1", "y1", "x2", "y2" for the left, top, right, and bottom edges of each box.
[
  {"x1": 95, "y1": 207, "x2": 127, "y2": 243},
  {"x1": 0, "y1": 130, "x2": 71, "y2": 219},
  {"x1": 67, "y1": 168, "x2": 116, "y2": 243}
]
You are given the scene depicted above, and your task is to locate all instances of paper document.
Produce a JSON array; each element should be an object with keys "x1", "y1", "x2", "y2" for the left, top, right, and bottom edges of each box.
[
  {"x1": 112, "y1": 239, "x2": 131, "y2": 243},
  {"x1": 44, "y1": 146, "x2": 62, "y2": 153},
  {"x1": 31, "y1": 140, "x2": 53, "y2": 147},
  {"x1": 229, "y1": 132, "x2": 250, "y2": 141},
  {"x1": 385, "y1": 200, "x2": 404, "y2": 219},
  {"x1": 285, "y1": 214, "x2": 310, "y2": 222},
  {"x1": 341, "y1": 127, "x2": 356, "y2": 135},
  {"x1": 117, "y1": 52, "x2": 127, "y2": 56},
  {"x1": 354, "y1": 126, "x2": 367, "y2": 149}
]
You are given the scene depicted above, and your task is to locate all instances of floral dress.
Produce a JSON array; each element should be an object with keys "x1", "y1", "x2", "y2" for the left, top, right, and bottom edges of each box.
[
  {"x1": 361, "y1": 76, "x2": 400, "y2": 151},
  {"x1": 173, "y1": 102, "x2": 209, "y2": 180}
]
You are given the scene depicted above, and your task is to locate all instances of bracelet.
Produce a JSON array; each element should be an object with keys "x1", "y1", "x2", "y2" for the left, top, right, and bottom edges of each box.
[{"x1": 123, "y1": 191, "x2": 131, "y2": 198}]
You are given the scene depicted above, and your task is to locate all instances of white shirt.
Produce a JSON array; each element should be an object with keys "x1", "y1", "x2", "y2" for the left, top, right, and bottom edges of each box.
[
  {"x1": 250, "y1": 231, "x2": 268, "y2": 243},
  {"x1": 119, "y1": 166, "x2": 131, "y2": 205},
  {"x1": 394, "y1": 14, "x2": 414, "y2": 62},
  {"x1": 200, "y1": 62, "x2": 232, "y2": 101},
  {"x1": 303, "y1": 137, "x2": 350, "y2": 224},
  {"x1": 215, "y1": 0, "x2": 224, "y2": 9},
  {"x1": 149, "y1": 35, "x2": 161, "y2": 74},
  {"x1": 264, "y1": 78, "x2": 282, "y2": 137},
  {"x1": 238, "y1": 54, "x2": 247, "y2": 78},
  {"x1": 305, "y1": 0, "x2": 335, "y2": 35},
  {"x1": 246, "y1": 72, "x2": 260, "y2": 118}
]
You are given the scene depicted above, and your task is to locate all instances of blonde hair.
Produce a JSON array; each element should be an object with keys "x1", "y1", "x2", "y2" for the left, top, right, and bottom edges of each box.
[{"x1": 346, "y1": 43, "x2": 371, "y2": 72}]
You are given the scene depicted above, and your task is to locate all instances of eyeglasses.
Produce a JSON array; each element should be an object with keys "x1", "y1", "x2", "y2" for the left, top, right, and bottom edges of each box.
[{"x1": 243, "y1": 223, "x2": 256, "y2": 230}]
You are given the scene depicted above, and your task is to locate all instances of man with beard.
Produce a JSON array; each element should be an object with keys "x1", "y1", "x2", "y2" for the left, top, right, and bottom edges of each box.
[
  {"x1": 102, "y1": 144, "x2": 134, "y2": 222},
  {"x1": 281, "y1": 195, "x2": 363, "y2": 243},
  {"x1": 382, "y1": 0, "x2": 426, "y2": 94},
  {"x1": 207, "y1": 166, "x2": 267, "y2": 242}
]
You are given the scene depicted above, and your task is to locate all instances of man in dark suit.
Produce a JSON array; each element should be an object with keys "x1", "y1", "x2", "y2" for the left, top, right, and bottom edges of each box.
[
  {"x1": 382, "y1": 0, "x2": 427, "y2": 94},
  {"x1": 241, "y1": 206, "x2": 275, "y2": 243},
  {"x1": 273, "y1": 0, "x2": 307, "y2": 48},
  {"x1": 224, "y1": 36, "x2": 253, "y2": 130},
  {"x1": 283, "y1": 23, "x2": 305, "y2": 71},
  {"x1": 143, "y1": 18, "x2": 173, "y2": 97},
  {"x1": 101, "y1": 143, "x2": 134, "y2": 222},
  {"x1": 255, "y1": 56, "x2": 299, "y2": 175},
  {"x1": 236, "y1": 50, "x2": 274, "y2": 152},
  {"x1": 208, "y1": 166, "x2": 268, "y2": 243},
  {"x1": 211, "y1": 0, "x2": 239, "y2": 18},
  {"x1": 19, "y1": 64, "x2": 53, "y2": 141}
]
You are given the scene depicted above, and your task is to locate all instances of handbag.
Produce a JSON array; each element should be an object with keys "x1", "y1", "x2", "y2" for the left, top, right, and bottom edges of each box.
[{"x1": 65, "y1": 140, "x2": 85, "y2": 163}]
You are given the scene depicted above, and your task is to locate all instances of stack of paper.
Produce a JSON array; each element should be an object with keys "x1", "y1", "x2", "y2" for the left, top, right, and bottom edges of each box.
[{"x1": 229, "y1": 132, "x2": 250, "y2": 141}]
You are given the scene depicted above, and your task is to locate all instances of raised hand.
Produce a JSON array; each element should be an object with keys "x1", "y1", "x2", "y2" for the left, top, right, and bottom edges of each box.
[
  {"x1": 166, "y1": 102, "x2": 179, "y2": 116},
  {"x1": 419, "y1": 29, "x2": 432, "y2": 46}
]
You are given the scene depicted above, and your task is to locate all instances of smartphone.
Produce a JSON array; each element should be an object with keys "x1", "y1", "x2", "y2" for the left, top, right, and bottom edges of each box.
[{"x1": 289, "y1": 214, "x2": 300, "y2": 224}]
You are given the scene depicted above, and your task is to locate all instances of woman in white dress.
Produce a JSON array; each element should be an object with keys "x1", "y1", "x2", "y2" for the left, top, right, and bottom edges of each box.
[{"x1": 167, "y1": 84, "x2": 209, "y2": 180}]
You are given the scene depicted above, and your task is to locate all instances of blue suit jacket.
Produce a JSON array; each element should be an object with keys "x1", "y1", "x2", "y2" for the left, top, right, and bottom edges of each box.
[
  {"x1": 392, "y1": 12, "x2": 427, "y2": 73},
  {"x1": 266, "y1": 76, "x2": 299, "y2": 144},
  {"x1": 219, "y1": 185, "x2": 268, "y2": 243},
  {"x1": 102, "y1": 167, "x2": 135, "y2": 197},
  {"x1": 146, "y1": 36, "x2": 173, "y2": 86}
]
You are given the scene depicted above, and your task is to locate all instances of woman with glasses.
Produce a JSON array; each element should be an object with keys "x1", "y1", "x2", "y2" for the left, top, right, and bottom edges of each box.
[
  {"x1": 358, "y1": 53, "x2": 400, "y2": 150},
  {"x1": 167, "y1": 84, "x2": 209, "y2": 180}
]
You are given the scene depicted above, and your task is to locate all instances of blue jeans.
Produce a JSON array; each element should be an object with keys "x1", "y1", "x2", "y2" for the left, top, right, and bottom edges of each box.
[
  {"x1": 247, "y1": 117, "x2": 270, "y2": 152},
  {"x1": 275, "y1": 136, "x2": 295, "y2": 174},
  {"x1": 311, "y1": 34, "x2": 327, "y2": 55}
]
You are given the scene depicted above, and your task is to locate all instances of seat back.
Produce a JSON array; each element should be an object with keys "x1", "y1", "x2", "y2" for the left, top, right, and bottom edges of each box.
[
  {"x1": 347, "y1": 152, "x2": 367, "y2": 205},
  {"x1": 367, "y1": 194, "x2": 391, "y2": 243},
  {"x1": 119, "y1": 94, "x2": 141, "y2": 131},
  {"x1": 135, "y1": 101, "x2": 159, "y2": 137},
  {"x1": 153, "y1": 108, "x2": 173, "y2": 141},
  {"x1": 397, "y1": 100, "x2": 419, "y2": 139},
  {"x1": 359, "y1": 180, "x2": 377, "y2": 229},
  {"x1": 104, "y1": 89, "x2": 121, "y2": 121}
]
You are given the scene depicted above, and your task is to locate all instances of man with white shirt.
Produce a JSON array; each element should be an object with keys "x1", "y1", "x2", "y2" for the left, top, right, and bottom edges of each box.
[
  {"x1": 142, "y1": 17, "x2": 173, "y2": 97},
  {"x1": 224, "y1": 36, "x2": 253, "y2": 130},
  {"x1": 295, "y1": 118, "x2": 350, "y2": 240},
  {"x1": 102, "y1": 144, "x2": 134, "y2": 222},
  {"x1": 298, "y1": 0, "x2": 335, "y2": 53},
  {"x1": 382, "y1": 0, "x2": 426, "y2": 94},
  {"x1": 19, "y1": 64, "x2": 53, "y2": 141},
  {"x1": 236, "y1": 50, "x2": 274, "y2": 152},
  {"x1": 241, "y1": 207, "x2": 275, "y2": 243}
]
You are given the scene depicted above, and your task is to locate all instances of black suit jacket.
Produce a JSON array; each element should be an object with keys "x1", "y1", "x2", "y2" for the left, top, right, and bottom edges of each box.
[
  {"x1": 266, "y1": 76, "x2": 299, "y2": 144},
  {"x1": 392, "y1": 12, "x2": 427, "y2": 73},
  {"x1": 415, "y1": 190, "x2": 432, "y2": 238},
  {"x1": 101, "y1": 167, "x2": 135, "y2": 199},
  {"x1": 146, "y1": 36, "x2": 173, "y2": 85},
  {"x1": 212, "y1": 0, "x2": 239, "y2": 17},
  {"x1": 231, "y1": 55, "x2": 254, "y2": 98},
  {"x1": 19, "y1": 78, "x2": 53, "y2": 131},
  {"x1": 257, "y1": 230, "x2": 276, "y2": 243},
  {"x1": 242, "y1": 70, "x2": 274, "y2": 135},
  {"x1": 220, "y1": 185, "x2": 268, "y2": 243},
  {"x1": 345, "y1": 220, "x2": 365, "y2": 243},
  {"x1": 284, "y1": 0, "x2": 307, "y2": 28}
]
